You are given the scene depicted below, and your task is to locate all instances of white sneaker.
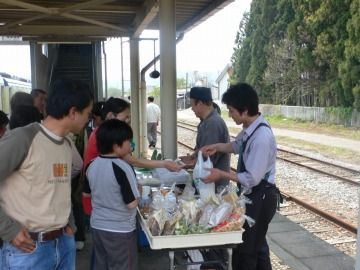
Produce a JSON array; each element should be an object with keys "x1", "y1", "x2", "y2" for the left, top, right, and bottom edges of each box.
[{"x1": 76, "y1": 241, "x2": 84, "y2": 251}]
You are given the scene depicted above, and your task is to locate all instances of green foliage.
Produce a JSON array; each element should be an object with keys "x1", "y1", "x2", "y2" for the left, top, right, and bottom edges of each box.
[
  {"x1": 148, "y1": 86, "x2": 160, "y2": 97},
  {"x1": 324, "y1": 106, "x2": 353, "y2": 117},
  {"x1": 231, "y1": 0, "x2": 360, "y2": 109},
  {"x1": 107, "y1": 87, "x2": 122, "y2": 97},
  {"x1": 177, "y1": 78, "x2": 187, "y2": 89}
]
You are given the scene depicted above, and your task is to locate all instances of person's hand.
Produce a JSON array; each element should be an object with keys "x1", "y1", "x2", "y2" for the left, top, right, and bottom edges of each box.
[
  {"x1": 178, "y1": 155, "x2": 196, "y2": 167},
  {"x1": 163, "y1": 160, "x2": 183, "y2": 172},
  {"x1": 64, "y1": 225, "x2": 74, "y2": 235},
  {"x1": 10, "y1": 228, "x2": 36, "y2": 253},
  {"x1": 202, "y1": 168, "x2": 223, "y2": 183},
  {"x1": 201, "y1": 144, "x2": 217, "y2": 157}
]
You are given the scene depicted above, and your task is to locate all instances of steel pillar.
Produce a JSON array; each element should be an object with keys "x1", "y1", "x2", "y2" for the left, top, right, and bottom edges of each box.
[
  {"x1": 30, "y1": 42, "x2": 47, "y2": 90},
  {"x1": 159, "y1": 0, "x2": 177, "y2": 159},
  {"x1": 130, "y1": 38, "x2": 140, "y2": 157}
]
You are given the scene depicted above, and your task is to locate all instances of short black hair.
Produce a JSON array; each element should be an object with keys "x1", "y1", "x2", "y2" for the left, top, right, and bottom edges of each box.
[
  {"x1": 46, "y1": 79, "x2": 93, "y2": 119},
  {"x1": 31, "y1": 88, "x2": 47, "y2": 98},
  {"x1": 96, "y1": 119, "x2": 133, "y2": 154},
  {"x1": 92, "y1": 101, "x2": 104, "y2": 117},
  {"x1": 10, "y1": 92, "x2": 34, "y2": 112},
  {"x1": 222, "y1": 83, "x2": 259, "y2": 116},
  {"x1": 0, "y1": 110, "x2": 9, "y2": 126},
  {"x1": 148, "y1": 96, "x2": 154, "y2": 102},
  {"x1": 101, "y1": 97, "x2": 130, "y2": 120},
  {"x1": 9, "y1": 105, "x2": 41, "y2": 129},
  {"x1": 213, "y1": 102, "x2": 221, "y2": 114}
]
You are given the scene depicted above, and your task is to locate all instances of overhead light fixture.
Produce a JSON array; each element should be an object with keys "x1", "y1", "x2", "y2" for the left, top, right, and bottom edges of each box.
[{"x1": 149, "y1": 39, "x2": 160, "y2": 79}]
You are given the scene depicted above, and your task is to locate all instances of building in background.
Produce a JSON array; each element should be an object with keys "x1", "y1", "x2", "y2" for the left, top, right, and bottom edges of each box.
[{"x1": 215, "y1": 63, "x2": 232, "y2": 100}]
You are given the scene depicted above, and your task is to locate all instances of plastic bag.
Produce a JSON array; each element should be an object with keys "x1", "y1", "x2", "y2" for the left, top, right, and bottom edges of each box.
[
  {"x1": 209, "y1": 201, "x2": 233, "y2": 227},
  {"x1": 193, "y1": 151, "x2": 212, "y2": 179},
  {"x1": 152, "y1": 167, "x2": 190, "y2": 185},
  {"x1": 192, "y1": 151, "x2": 215, "y2": 202},
  {"x1": 198, "y1": 204, "x2": 216, "y2": 227}
]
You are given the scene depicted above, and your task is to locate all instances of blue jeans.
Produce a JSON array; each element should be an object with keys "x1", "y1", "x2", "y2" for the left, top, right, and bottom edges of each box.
[
  {"x1": 1, "y1": 234, "x2": 75, "y2": 270},
  {"x1": 0, "y1": 246, "x2": 3, "y2": 270}
]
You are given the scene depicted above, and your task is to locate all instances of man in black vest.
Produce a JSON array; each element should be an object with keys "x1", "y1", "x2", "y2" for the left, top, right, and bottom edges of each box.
[{"x1": 202, "y1": 83, "x2": 278, "y2": 270}]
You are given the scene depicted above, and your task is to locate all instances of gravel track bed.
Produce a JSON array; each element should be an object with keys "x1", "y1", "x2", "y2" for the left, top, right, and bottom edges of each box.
[
  {"x1": 176, "y1": 125, "x2": 358, "y2": 258},
  {"x1": 276, "y1": 160, "x2": 358, "y2": 225}
]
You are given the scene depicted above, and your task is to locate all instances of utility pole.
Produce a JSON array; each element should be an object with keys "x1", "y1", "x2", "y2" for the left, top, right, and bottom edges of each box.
[
  {"x1": 120, "y1": 37, "x2": 125, "y2": 98},
  {"x1": 184, "y1": 73, "x2": 188, "y2": 109}
]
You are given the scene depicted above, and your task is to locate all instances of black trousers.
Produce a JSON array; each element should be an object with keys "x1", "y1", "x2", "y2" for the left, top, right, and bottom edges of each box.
[{"x1": 232, "y1": 184, "x2": 278, "y2": 270}]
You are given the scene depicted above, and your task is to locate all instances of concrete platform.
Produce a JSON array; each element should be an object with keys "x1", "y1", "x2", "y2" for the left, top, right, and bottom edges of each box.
[{"x1": 268, "y1": 213, "x2": 355, "y2": 270}]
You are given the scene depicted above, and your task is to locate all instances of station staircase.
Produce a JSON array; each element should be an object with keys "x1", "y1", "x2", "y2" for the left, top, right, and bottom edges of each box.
[{"x1": 49, "y1": 44, "x2": 98, "y2": 98}]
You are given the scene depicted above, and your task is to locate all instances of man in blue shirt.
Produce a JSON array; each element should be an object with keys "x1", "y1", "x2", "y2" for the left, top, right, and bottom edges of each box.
[{"x1": 202, "y1": 83, "x2": 278, "y2": 270}]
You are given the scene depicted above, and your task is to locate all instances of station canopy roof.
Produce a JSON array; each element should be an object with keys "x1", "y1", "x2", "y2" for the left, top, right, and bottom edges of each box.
[{"x1": 0, "y1": 0, "x2": 233, "y2": 42}]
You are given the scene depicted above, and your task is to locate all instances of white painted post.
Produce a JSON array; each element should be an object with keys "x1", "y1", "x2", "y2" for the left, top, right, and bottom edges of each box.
[{"x1": 159, "y1": 0, "x2": 177, "y2": 159}]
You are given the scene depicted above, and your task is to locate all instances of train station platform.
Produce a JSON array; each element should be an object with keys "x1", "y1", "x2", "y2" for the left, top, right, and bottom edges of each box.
[
  {"x1": 76, "y1": 212, "x2": 355, "y2": 269},
  {"x1": 268, "y1": 213, "x2": 355, "y2": 270}
]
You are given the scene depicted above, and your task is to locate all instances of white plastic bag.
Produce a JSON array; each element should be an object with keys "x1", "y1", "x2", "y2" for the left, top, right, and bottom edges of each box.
[{"x1": 192, "y1": 151, "x2": 215, "y2": 202}]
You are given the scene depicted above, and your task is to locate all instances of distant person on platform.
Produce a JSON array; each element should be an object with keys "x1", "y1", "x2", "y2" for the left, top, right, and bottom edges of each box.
[
  {"x1": 0, "y1": 79, "x2": 93, "y2": 269},
  {"x1": 9, "y1": 105, "x2": 42, "y2": 130},
  {"x1": 10, "y1": 92, "x2": 33, "y2": 112},
  {"x1": 179, "y1": 86, "x2": 230, "y2": 192},
  {"x1": 0, "y1": 110, "x2": 9, "y2": 138},
  {"x1": 31, "y1": 88, "x2": 47, "y2": 119},
  {"x1": 146, "y1": 96, "x2": 161, "y2": 148}
]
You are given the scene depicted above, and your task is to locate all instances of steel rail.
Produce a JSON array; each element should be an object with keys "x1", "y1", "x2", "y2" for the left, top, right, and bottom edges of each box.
[{"x1": 177, "y1": 120, "x2": 360, "y2": 186}]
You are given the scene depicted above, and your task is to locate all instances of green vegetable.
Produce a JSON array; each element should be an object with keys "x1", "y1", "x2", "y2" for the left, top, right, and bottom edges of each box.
[{"x1": 151, "y1": 149, "x2": 158, "y2": 160}]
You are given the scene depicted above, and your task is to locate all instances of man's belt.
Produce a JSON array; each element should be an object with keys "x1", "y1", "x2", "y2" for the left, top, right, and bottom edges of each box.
[{"x1": 29, "y1": 227, "x2": 66, "y2": 242}]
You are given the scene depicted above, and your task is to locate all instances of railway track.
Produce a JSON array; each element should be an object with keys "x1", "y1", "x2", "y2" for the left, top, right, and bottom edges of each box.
[
  {"x1": 177, "y1": 120, "x2": 360, "y2": 187},
  {"x1": 174, "y1": 131, "x2": 357, "y2": 233},
  {"x1": 175, "y1": 121, "x2": 358, "y2": 231}
]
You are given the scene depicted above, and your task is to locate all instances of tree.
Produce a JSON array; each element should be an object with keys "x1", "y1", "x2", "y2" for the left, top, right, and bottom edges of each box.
[
  {"x1": 339, "y1": 0, "x2": 360, "y2": 110},
  {"x1": 231, "y1": 0, "x2": 359, "y2": 109},
  {"x1": 148, "y1": 86, "x2": 160, "y2": 97},
  {"x1": 177, "y1": 78, "x2": 186, "y2": 89}
]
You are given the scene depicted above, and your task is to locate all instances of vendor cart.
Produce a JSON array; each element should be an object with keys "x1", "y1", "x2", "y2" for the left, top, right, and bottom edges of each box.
[{"x1": 138, "y1": 210, "x2": 243, "y2": 270}]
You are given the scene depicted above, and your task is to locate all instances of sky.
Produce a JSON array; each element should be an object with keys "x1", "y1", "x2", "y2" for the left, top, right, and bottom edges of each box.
[{"x1": 0, "y1": 0, "x2": 252, "y2": 89}]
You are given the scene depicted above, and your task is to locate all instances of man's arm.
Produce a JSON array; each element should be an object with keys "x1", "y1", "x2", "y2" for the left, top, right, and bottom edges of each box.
[
  {"x1": 0, "y1": 126, "x2": 38, "y2": 241},
  {"x1": 124, "y1": 154, "x2": 182, "y2": 171}
]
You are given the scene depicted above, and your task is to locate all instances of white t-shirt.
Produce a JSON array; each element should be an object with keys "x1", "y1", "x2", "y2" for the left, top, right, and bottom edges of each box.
[{"x1": 146, "y1": 102, "x2": 160, "y2": 123}]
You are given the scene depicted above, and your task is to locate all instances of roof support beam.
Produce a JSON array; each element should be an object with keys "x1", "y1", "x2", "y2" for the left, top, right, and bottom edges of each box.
[
  {"x1": 62, "y1": 13, "x2": 127, "y2": 32},
  {"x1": 132, "y1": 0, "x2": 158, "y2": 38},
  {"x1": 178, "y1": 0, "x2": 233, "y2": 33},
  {"x1": 0, "y1": 0, "x2": 51, "y2": 13},
  {"x1": 0, "y1": 0, "x2": 127, "y2": 33},
  {"x1": 0, "y1": 25, "x2": 126, "y2": 36}
]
